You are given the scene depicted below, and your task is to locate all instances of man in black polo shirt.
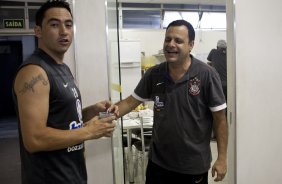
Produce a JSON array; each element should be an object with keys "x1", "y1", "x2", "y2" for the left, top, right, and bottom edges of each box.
[
  {"x1": 117, "y1": 20, "x2": 228, "y2": 184},
  {"x1": 207, "y1": 39, "x2": 227, "y2": 101}
]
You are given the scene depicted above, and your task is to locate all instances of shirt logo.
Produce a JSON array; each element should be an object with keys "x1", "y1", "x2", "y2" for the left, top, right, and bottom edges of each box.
[
  {"x1": 154, "y1": 96, "x2": 164, "y2": 111},
  {"x1": 69, "y1": 121, "x2": 83, "y2": 130},
  {"x1": 63, "y1": 83, "x2": 68, "y2": 88},
  {"x1": 194, "y1": 177, "x2": 203, "y2": 183},
  {"x1": 188, "y1": 77, "x2": 201, "y2": 96},
  {"x1": 156, "y1": 82, "x2": 164, "y2": 86}
]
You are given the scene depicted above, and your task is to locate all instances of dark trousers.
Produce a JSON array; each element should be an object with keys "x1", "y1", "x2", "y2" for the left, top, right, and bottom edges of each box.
[{"x1": 145, "y1": 160, "x2": 208, "y2": 184}]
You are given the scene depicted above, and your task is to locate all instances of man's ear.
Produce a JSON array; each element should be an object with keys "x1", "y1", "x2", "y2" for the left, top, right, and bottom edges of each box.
[
  {"x1": 189, "y1": 40, "x2": 194, "y2": 48},
  {"x1": 188, "y1": 40, "x2": 194, "y2": 52},
  {"x1": 34, "y1": 26, "x2": 42, "y2": 38}
]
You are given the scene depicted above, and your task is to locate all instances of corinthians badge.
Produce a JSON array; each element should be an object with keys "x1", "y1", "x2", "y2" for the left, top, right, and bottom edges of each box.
[{"x1": 188, "y1": 77, "x2": 201, "y2": 95}]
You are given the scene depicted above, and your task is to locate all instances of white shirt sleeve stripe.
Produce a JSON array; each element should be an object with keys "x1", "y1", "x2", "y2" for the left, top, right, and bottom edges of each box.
[
  {"x1": 209, "y1": 103, "x2": 227, "y2": 112},
  {"x1": 132, "y1": 92, "x2": 151, "y2": 102}
]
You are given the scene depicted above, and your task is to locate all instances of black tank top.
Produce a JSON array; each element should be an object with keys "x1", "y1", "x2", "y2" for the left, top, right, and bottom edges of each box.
[{"x1": 13, "y1": 49, "x2": 87, "y2": 184}]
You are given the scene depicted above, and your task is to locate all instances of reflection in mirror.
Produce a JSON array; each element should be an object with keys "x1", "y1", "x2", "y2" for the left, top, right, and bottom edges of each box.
[{"x1": 111, "y1": 0, "x2": 229, "y2": 184}]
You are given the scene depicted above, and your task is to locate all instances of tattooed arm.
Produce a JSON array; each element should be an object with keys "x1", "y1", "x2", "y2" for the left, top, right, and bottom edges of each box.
[{"x1": 14, "y1": 65, "x2": 116, "y2": 153}]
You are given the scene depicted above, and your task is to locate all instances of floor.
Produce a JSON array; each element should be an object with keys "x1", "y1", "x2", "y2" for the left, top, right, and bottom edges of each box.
[
  {"x1": 209, "y1": 141, "x2": 228, "y2": 184},
  {"x1": 0, "y1": 116, "x2": 21, "y2": 184}
]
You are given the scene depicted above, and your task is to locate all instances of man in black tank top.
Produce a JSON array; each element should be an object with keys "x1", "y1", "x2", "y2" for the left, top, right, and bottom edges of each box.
[{"x1": 12, "y1": 1, "x2": 118, "y2": 184}]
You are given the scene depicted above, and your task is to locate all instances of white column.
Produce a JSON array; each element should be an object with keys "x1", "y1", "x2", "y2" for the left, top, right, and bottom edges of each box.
[
  {"x1": 228, "y1": 0, "x2": 282, "y2": 183},
  {"x1": 72, "y1": 0, "x2": 114, "y2": 184}
]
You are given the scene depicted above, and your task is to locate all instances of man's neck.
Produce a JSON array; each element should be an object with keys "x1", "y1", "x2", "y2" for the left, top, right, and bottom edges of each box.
[
  {"x1": 38, "y1": 46, "x2": 64, "y2": 64},
  {"x1": 168, "y1": 57, "x2": 192, "y2": 82}
]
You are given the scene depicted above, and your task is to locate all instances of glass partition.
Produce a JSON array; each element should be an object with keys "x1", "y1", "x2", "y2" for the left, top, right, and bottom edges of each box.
[{"x1": 106, "y1": 0, "x2": 124, "y2": 183}]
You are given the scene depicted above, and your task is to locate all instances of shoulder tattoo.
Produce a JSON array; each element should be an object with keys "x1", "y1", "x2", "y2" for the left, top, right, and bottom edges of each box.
[{"x1": 19, "y1": 74, "x2": 49, "y2": 95}]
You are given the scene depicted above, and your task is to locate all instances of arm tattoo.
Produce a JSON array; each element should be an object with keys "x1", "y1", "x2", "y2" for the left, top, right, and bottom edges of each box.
[{"x1": 19, "y1": 74, "x2": 48, "y2": 94}]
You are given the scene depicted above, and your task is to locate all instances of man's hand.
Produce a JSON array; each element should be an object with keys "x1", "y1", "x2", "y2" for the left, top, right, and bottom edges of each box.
[
  {"x1": 83, "y1": 116, "x2": 116, "y2": 140},
  {"x1": 94, "y1": 100, "x2": 119, "y2": 117},
  {"x1": 212, "y1": 159, "x2": 227, "y2": 182}
]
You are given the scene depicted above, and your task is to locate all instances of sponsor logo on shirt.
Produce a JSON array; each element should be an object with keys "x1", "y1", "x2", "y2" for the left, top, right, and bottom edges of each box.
[
  {"x1": 154, "y1": 96, "x2": 164, "y2": 111},
  {"x1": 69, "y1": 121, "x2": 83, "y2": 130},
  {"x1": 67, "y1": 120, "x2": 84, "y2": 152},
  {"x1": 188, "y1": 77, "x2": 201, "y2": 96},
  {"x1": 67, "y1": 143, "x2": 84, "y2": 152},
  {"x1": 67, "y1": 91, "x2": 84, "y2": 152}
]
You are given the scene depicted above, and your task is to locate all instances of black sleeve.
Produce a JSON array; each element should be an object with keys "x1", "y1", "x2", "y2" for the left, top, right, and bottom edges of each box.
[{"x1": 207, "y1": 49, "x2": 216, "y2": 61}]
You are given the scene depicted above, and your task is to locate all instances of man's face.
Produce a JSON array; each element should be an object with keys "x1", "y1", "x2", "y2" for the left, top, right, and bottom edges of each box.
[
  {"x1": 163, "y1": 25, "x2": 194, "y2": 64},
  {"x1": 35, "y1": 7, "x2": 73, "y2": 57}
]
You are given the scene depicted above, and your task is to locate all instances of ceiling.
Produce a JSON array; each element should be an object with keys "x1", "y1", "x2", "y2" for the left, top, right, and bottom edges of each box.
[{"x1": 118, "y1": 0, "x2": 226, "y2": 6}]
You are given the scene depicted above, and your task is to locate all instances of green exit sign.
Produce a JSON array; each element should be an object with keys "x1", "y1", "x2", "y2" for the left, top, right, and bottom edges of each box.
[{"x1": 3, "y1": 19, "x2": 24, "y2": 29}]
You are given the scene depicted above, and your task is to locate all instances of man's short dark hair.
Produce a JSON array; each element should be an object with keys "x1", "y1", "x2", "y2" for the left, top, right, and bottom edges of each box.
[
  {"x1": 166, "y1": 19, "x2": 195, "y2": 42},
  {"x1": 35, "y1": 0, "x2": 72, "y2": 26}
]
